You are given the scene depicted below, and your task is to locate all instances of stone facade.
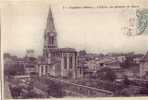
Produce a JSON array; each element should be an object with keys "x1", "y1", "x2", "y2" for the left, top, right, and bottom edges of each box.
[
  {"x1": 139, "y1": 53, "x2": 148, "y2": 78},
  {"x1": 140, "y1": 61, "x2": 148, "y2": 77},
  {"x1": 36, "y1": 7, "x2": 78, "y2": 79}
]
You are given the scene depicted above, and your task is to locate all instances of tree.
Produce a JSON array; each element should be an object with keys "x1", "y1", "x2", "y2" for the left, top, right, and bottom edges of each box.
[
  {"x1": 123, "y1": 75, "x2": 130, "y2": 87},
  {"x1": 96, "y1": 67, "x2": 116, "y2": 82},
  {"x1": 120, "y1": 55, "x2": 134, "y2": 68},
  {"x1": 119, "y1": 88, "x2": 133, "y2": 96},
  {"x1": 47, "y1": 81, "x2": 63, "y2": 98},
  {"x1": 5, "y1": 63, "x2": 25, "y2": 76},
  {"x1": 79, "y1": 50, "x2": 87, "y2": 56}
]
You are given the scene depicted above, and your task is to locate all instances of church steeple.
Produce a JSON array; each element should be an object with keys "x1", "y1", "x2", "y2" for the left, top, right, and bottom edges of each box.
[
  {"x1": 43, "y1": 7, "x2": 57, "y2": 57},
  {"x1": 45, "y1": 7, "x2": 56, "y2": 33}
]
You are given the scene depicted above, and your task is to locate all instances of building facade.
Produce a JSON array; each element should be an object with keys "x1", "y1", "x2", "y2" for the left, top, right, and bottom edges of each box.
[
  {"x1": 36, "y1": 7, "x2": 79, "y2": 79},
  {"x1": 140, "y1": 53, "x2": 148, "y2": 78}
]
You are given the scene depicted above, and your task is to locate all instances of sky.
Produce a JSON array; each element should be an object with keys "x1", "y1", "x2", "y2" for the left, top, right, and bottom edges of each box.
[{"x1": 1, "y1": 2, "x2": 148, "y2": 57}]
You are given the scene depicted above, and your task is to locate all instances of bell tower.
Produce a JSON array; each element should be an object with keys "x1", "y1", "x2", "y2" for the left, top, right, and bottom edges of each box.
[{"x1": 43, "y1": 7, "x2": 57, "y2": 59}]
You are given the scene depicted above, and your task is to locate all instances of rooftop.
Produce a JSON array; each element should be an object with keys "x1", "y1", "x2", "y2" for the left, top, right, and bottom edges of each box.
[{"x1": 49, "y1": 48, "x2": 77, "y2": 53}]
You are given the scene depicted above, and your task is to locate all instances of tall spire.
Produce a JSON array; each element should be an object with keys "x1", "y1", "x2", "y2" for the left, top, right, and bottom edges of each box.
[
  {"x1": 45, "y1": 7, "x2": 56, "y2": 33},
  {"x1": 43, "y1": 6, "x2": 58, "y2": 57}
]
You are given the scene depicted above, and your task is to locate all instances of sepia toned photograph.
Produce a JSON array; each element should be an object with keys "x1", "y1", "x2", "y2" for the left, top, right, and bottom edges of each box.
[{"x1": 1, "y1": 0, "x2": 148, "y2": 99}]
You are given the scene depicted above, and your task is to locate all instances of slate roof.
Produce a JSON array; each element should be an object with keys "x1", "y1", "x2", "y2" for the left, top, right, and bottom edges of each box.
[{"x1": 49, "y1": 48, "x2": 76, "y2": 53}]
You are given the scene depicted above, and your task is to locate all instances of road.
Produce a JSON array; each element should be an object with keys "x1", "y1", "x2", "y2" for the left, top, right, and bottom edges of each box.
[{"x1": 46, "y1": 76, "x2": 113, "y2": 96}]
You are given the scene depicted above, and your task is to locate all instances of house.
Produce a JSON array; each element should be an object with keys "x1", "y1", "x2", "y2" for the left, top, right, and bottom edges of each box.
[
  {"x1": 49, "y1": 48, "x2": 78, "y2": 78},
  {"x1": 36, "y1": 48, "x2": 78, "y2": 79},
  {"x1": 139, "y1": 52, "x2": 148, "y2": 78}
]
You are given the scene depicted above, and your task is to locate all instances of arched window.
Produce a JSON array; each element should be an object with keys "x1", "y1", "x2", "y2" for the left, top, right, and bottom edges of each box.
[
  {"x1": 51, "y1": 36, "x2": 54, "y2": 44},
  {"x1": 69, "y1": 56, "x2": 73, "y2": 69},
  {"x1": 48, "y1": 36, "x2": 54, "y2": 45},
  {"x1": 64, "y1": 56, "x2": 67, "y2": 69}
]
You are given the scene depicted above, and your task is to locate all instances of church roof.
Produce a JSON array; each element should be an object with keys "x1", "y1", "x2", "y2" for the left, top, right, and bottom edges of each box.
[{"x1": 49, "y1": 48, "x2": 77, "y2": 53}]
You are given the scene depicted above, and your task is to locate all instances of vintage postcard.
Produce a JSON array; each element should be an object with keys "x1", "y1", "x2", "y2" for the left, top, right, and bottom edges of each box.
[{"x1": 1, "y1": 0, "x2": 148, "y2": 99}]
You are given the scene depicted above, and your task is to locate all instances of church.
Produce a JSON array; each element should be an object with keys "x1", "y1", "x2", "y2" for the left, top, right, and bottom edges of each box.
[{"x1": 36, "y1": 7, "x2": 82, "y2": 79}]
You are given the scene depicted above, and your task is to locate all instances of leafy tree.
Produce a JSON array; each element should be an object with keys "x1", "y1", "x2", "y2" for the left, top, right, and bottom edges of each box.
[
  {"x1": 96, "y1": 67, "x2": 116, "y2": 82},
  {"x1": 5, "y1": 63, "x2": 25, "y2": 76},
  {"x1": 120, "y1": 56, "x2": 134, "y2": 68},
  {"x1": 79, "y1": 50, "x2": 87, "y2": 56},
  {"x1": 47, "y1": 81, "x2": 63, "y2": 98},
  {"x1": 123, "y1": 75, "x2": 130, "y2": 87},
  {"x1": 119, "y1": 88, "x2": 133, "y2": 96}
]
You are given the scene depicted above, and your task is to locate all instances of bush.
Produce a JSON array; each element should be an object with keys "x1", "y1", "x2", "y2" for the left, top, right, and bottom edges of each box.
[{"x1": 96, "y1": 67, "x2": 116, "y2": 82}]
